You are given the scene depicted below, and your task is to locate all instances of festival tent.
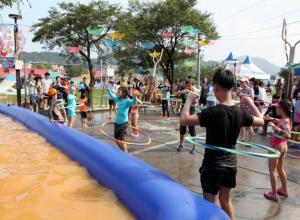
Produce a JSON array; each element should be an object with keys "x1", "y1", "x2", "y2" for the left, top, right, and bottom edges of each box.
[
  {"x1": 238, "y1": 56, "x2": 270, "y2": 80},
  {"x1": 289, "y1": 63, "x2": 300, "y2": 77},
  {"x1": 224, "y1": 52, "x2": 235, "y2": 62},
  {"x1": 224, "y1": 53, "x2": 270, "y2": 80}
]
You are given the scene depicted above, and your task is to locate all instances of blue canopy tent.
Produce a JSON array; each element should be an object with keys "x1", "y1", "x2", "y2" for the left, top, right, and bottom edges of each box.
[
  {"x1": 224, "y1": 52, "x2": 234, "y2": 62},
  {"x1": 291, "y1": 64, "x2": 300, "y2": 76}
]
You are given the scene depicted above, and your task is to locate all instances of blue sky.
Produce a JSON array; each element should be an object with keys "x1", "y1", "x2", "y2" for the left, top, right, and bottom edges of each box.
[{"x1": 1, "y1": 0, "x2": 300, "y2": 67}]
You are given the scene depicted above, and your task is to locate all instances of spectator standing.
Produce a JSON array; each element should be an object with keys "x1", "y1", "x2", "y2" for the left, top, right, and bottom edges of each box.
[
  {"x1": 199, "y1": 81, "x2": 208, "y2": 109},
  {"x1": 207, "y1": 79, "x2": 217, "y2": 107},
  {"x1": 41, "y1": 72, "x2": 53, "y2": 109},
  {"x1": 53, "y1": 76, "x2": 68, "y2": 122},
  {"x1": 275, "y1": 79, "x2": 283, "y2": 99},
  {"x1": 237, "y1": 78, "x2": 255, "y2": 142},
  {"x1": 108, "y1": 79, "x2": 119, "y2": 119},
  {"x1": 79, "y1": 77, "x2": 91, "y2": 105},
  {"x1": 27, "y1": 71, "x2": 42, "y2": 112}
]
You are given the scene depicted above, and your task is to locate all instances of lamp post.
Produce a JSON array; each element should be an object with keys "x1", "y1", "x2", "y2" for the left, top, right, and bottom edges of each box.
[
  {"x1": 232, "y1": 58, "x2": 238, "y2": 84},
  {"x1": 196, "y1": 33, "x2": 202, "y2": 89},
  {"x1": 224, "y1": 53, "x2": 238, "y2": 85},
  {"x1": 9, "y1": 14, "x2": 22, "y2": 106}
]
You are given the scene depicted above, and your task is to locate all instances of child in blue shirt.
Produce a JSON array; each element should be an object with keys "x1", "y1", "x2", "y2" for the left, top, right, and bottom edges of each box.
[{"x1": 108, "y1": 87, "x2": 137, "y2": 153}]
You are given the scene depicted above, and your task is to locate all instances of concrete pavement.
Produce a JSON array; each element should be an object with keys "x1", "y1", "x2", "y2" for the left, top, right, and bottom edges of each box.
[{"x1": 75, "y1": 107, "x2": 300, "y2": 220}]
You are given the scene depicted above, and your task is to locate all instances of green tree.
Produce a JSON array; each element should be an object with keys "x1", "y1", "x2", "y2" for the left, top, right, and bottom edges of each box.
[
  {"x1": 120, "y1": 0, "x2": 218, "y2": 85},
  {"x1": 65, "y1": 64, "x2": 84, "y2": 78},
  {"x1": 31, "y1": 62, "x2": 52, "y2": 69},
  {"x1": 32, "y1": 0, "x2": 121, "y2": 105},
  {"x1": 0, "y1": 0, "x2": 30, "y2": 9},
  {"x1": 200, "y1": 63, "x2": 224, "y2": 81}
]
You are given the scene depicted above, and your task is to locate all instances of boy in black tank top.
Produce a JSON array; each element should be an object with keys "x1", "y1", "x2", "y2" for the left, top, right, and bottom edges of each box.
[{"x1": 180, "y1": 69, "x2": 264, "y2": 220}]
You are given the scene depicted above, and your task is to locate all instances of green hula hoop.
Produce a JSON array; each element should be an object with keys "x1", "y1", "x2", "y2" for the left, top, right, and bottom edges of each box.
[
  {"x1": 272, "y1": 131, "x2": 300, "y2": 147},
  {"x1": 185, "y1": 136, "x2": 280, "y2": 159},
  {"x1": 58, "y1": 103, "x2": 84, "y2": 109}
]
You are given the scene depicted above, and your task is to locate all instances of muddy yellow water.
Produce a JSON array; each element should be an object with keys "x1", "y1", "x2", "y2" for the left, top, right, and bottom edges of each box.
[{"x1": 0, "y1": 114, "x2": 134, "y2": 220}]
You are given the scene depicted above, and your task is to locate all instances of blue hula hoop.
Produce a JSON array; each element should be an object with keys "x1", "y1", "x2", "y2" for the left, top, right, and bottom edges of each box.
[{"x1": 185, "y1": 136, "x2": 280, "y2": 159}]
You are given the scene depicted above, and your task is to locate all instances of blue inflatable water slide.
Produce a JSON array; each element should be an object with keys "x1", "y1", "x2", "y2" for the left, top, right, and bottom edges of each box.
[{"x1": 0, "y1": 106, "x2": 229, "y2": 220}]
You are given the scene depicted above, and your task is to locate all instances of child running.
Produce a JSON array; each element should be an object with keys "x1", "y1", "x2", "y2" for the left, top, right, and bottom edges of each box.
[
  {"x1": 128, "y1": 87, "x2": 143, "y2": 137},
  {"x1": 264, "y1": 99, "x2": 292, "y2": 201},
  {"x1": 79, "y1": 94, "x2": 88, "y2": 128},
  {"x1": 108, "y1": 87, "x2": 137, "y2": 153},
  {"x1": 67, "y1": 83, "x2": 77, "y2": 128},
  {"x1": 48, "y1": 88, "x2": 65, "y2": 124},
  {"x1": 180, "y1": 69, "x2": 264, "y2": 220}
]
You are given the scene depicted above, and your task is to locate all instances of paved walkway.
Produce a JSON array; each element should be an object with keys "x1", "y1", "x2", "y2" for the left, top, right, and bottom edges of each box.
[{"x1": 75, "y1": 107, "x2": 300, "y2": 220}]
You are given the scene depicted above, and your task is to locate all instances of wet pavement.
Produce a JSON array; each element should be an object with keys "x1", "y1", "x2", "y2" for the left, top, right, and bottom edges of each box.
[{"x1": 74, "y1": 106, "x2": 300, "y2": 220}]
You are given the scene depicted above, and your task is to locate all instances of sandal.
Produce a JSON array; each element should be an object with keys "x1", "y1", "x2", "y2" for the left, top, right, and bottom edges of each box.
[
  {"x1": 277, "y1": 188, "x2": 288, "y2": 197},
  {"x1": 264, "y1": 191, "x2": 278, "y2": 202}
]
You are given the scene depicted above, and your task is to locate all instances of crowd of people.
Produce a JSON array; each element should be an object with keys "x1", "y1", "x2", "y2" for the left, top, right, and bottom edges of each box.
[
  {"x1": 25, "y1": 70, "x2": 90, "y2": 128},
  {"x1": 178, "y1": 69, "x2": 293, "y2": 219},
  {"x1": 107, "y1": 71, "x2": 297, "y2": 220},
  {"x1": 21, "y1": 68, "x2": 299, "y2": 220}
]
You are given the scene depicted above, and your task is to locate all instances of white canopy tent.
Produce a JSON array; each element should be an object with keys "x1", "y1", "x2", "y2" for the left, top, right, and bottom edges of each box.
[
  {"x1": 238, "y1": 56, "x2": 270, "y2": 80},
  {"x1": 224, "y1": 53, "x2": 270, "y2": 80}
]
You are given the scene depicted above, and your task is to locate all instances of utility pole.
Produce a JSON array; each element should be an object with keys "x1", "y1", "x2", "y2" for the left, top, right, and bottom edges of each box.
[
  {"x1": 196, "y1": 33, "x2": 201, "y2": 89},
  {"x1": 282, "y1": 18, "x2": 300, "y2": 100}
]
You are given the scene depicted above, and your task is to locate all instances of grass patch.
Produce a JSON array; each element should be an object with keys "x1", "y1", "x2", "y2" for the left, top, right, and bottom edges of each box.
[{"x1": 0, "y1": 89, "x2": 109, "y2": 107}]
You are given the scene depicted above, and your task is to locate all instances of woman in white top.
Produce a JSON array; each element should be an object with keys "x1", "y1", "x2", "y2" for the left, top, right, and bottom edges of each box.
[
  {"x1": 41, "y1": 72, "x2": 53, "y2": 109},
  {"x1": 207, "y1": 80, "x2": 217, "y2": 106},
  {"x1": 108, "y1": 79, "x2": 119, "y2": 119},
  {"x1": 258, "y1": 80, "x2": 267, "y2": 111},
  {"x1": 26, "y1": 72, "x2": 42, "y2": 112}
]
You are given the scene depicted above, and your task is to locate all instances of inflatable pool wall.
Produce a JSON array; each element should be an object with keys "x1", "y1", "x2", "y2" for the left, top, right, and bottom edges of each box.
[{"x1": 0, "y1": 106, "x2": 229, "y2": 220}]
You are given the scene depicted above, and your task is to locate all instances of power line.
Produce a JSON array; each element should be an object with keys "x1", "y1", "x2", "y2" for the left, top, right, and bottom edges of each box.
[
  {"x1": 222, "y1": 32, "x2": 300, "y2": 41},
  {"x1": 222, "y1": 20, "x2": 300, "y2": 38},
  {"x1": 222, "y1": 8, "x2": 300, "y2": 31},
  {"x1": 219, "y1": 0, "x2": 269, "y2": 22}
]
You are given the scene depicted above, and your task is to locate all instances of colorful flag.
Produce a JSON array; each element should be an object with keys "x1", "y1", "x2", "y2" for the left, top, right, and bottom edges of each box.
[
  {"x1": 67, "y1": 46, "x2": 81, "y2": 53},
  {"x1": 180, "y1": 25, "x2": 194, "y2": 33},
  {"x1": 141, "y1": 41, "x2": 155, "y2": 49},
  {"x1": 109, "y1": 32, "x2": 125, "y2": 41},
  {"x1": 149, "y1": 51, "x2": 161, "y2": 58},
  {"x1": 105, "y1": 39, "x2": 122, "y2": 48},
  {"x1": 87, "y1": 27, "x2": 104, "y2": 36},
  {"x1": 161, "y1": 32, "x2": 174, "y2": 39}
]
